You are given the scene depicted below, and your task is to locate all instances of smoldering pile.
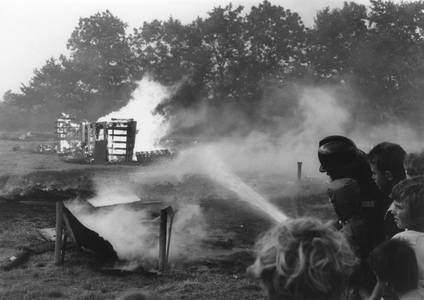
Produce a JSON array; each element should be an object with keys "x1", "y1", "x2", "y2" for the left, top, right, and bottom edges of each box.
[{"x1": 0, "y1": 176, "x2": 94, "y2": 203}]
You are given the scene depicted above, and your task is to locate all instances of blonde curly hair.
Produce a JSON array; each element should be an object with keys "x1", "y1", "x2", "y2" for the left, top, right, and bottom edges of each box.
[{"x1": 247, "y1": 217, "x2": 358, "y2": 300}]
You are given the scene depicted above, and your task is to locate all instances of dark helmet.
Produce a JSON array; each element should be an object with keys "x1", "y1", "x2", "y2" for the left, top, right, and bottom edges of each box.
[{"x1": 318, "y1": 135, "x2": 367, "y2": 173}]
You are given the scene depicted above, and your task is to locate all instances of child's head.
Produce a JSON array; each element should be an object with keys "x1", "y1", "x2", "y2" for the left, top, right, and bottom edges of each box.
[
  {"x1": 403, "y1": 149, "x2": 424, "y2": 178},
  {"x1": 367, "y1": 142, "x2": 406, "y2": 195},
  {"x1": 390, "y1": 176, "x2": 424, "y2": 230},
  {"x1": 368, "y1": 238, "x2": 418, "y2": 296},
  {"x1": 247, "y1": 217, "x2": 358, "y2": 300}
]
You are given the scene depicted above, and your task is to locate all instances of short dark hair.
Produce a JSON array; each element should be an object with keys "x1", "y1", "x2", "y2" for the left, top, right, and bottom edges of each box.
[
  {"x1": 391, "y1": 176, "x2": 424, "y2": 223},
  {"x1": 368, "y1": 238, "x2": 418, "y2": 294},
  {"x1": 404, "y1": 149, "x2": 424, "y2": 177},
  {"x1": 367, "y1": 142, "x2": 406, "y2": 182}
]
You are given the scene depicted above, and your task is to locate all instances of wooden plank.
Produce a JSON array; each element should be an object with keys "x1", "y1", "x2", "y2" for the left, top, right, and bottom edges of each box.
[
  {"x1": 37, "y1": 228, "x2": 57, "y2": 242},
  {"x1": 63, "y1": 211, "x2": 80, "y2": 249},
  {"x1": 54, "y1": 202, "x2": 64, "y2": 265}
]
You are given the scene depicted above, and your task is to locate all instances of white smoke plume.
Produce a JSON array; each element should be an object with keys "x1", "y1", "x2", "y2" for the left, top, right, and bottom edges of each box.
[
  {"x1": 97, "y1": 76, "x2": 421, "y2": 180},
  {"x1": 168, "y1": 204, "x2": 209, "y2": 259},
  {"x1": 165, "y1": 84, "x2": 424, "y2": 179},
  {"x1": 162, "y1": 86, "x2": 348, "y2": 179},
  {"x1": 65, "y1": 197, "x2": 210, "y2": 263},
  {"x1": 65, "y1": 199, "x2": 159, "y2": 261},
  {"x1": 65, "y1": 78, "x2": 424, "y2": 266}
]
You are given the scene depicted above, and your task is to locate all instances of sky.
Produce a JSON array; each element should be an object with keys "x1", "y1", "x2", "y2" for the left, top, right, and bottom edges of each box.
[{"x1": 0, "y1": 0, "x2": 383, "y2": 97}]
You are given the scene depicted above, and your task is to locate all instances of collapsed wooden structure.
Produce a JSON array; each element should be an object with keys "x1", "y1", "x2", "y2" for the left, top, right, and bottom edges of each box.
[
  {"x1": 54, "y1": 200, "x2": 174, "y2": 273},
  {"x1": 54, "y1": 113, "x2": 137, "y2": 164}
]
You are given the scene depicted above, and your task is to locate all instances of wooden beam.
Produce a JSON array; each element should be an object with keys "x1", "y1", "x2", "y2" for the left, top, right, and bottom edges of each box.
[{"x1": 54, "y1": 202, "x2": 64, "y2": 265}]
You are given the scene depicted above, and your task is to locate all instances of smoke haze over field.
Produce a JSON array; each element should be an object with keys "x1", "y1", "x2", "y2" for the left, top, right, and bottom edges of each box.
[
  {"x1": 81, "y1": 74, "x2": 424, "y2": 219},
  {"x1": 95, "y1": 77, "x2": 424, "y2": 180},
  {"x1": 65, "y1": 198, "x2": 209, "y2": 262},
  {"x1": 161, "y1": 84, "x2": 423, "y2": 178},
  {"x1": 59, "y1": 76, "x2": 424, "y2": 264},
  {"x1": 3, "y1": 0, "x2": 423, "y2": 273}
]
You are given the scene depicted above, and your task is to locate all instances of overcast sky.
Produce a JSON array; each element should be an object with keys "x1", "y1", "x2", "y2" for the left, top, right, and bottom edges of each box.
[{"x1": 0, "y1": 0, "x2": 383, "y2": 97}]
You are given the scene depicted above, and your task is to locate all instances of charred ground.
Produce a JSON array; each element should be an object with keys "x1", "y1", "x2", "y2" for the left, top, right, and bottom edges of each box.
[{"x1": 0, "y1": 135, "x2": 334, "y2": 300}]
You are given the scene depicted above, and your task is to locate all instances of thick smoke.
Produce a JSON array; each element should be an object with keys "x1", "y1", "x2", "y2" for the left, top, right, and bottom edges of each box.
[
  {"x1": 65, "y1": 199, "x2": 159, "y2": 261},
  {"x1": 97, "y1": 76, "x2": 423, "y2": 180},
  {"x1": 165, "y1": 83, "x2": 424, "y2": 178},
  {"x1": 163, "y1": 85, "x2": 343, "y2": 178},
  {"x1": 65, "y1": 196, "x2": 209, "y2": 263},
  {"x1": 167, "y1": 204, "x2": 209, "y2": 260},
  {"x1": 66, "y1": 77, "x2": 424, "y2": 266}
]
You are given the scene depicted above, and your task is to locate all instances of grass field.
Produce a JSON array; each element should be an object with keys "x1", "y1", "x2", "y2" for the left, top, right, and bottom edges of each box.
[{"x1": 0, "y1": 136, "x2": 335, "y2": 300}]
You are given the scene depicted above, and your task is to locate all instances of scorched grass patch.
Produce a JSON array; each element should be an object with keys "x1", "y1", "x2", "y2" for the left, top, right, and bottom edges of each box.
[{"x1": 0, "y1": 138, "x2": 333, "y2": 300}]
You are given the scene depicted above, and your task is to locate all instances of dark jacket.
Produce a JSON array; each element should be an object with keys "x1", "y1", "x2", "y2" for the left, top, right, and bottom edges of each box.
[
  {"x1": 328, "y1": 178, "x2": 382, "y2": 260},
  {"x1": 328, "y1": 178, "x2": 382, "y2": 293}
]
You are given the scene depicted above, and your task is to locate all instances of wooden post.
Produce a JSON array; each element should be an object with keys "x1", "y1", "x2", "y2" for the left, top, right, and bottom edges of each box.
[
  {"x1": 87, "y1": 123, "x2": 92, "y2": 157},
  {"x1": 163, "y1": 206, "x2": 174, "y2": 265},
  {"x1": 63, "y1": 211, "x2": 80, "y2": 250},
  {"x1": 81, "y1": 122, "x2": 86, "y2": 148},
  {"x1": 297, "y1": 162, "x2": 303, "y2": 181},
  {"x1": 158, "y1": 208, "x2": 167, "y2": 272},
  {"x1": 60, "y1": 234, "x2": 67, "y2": 265},
  {"x1": 55, "y1": 201, "x2": 64, "y2": 265}
]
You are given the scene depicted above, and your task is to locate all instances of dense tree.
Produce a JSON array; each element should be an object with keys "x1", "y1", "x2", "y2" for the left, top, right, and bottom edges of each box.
[
  {"x1": 142, "y1": 1, "x2": 308, "y2": 139},
  {"x1": 129, "y1": 15, "x2": 212, "y2": 118},
  {"x1": 15, "y1": 58, "x2": 65, "y2": 110},
  {"x1": 245, "y1": 0, "x2": 306, "y2": 74},
  {"x1": 368, "y1": 0, "x2": 424, "y2": 54},
  {"x1": 353, "y1": 0, "x2": 424, "y2": 122},
  {"x1": 307, "y1": 1, "x2": 368, "y2": 79},
  {"x1": 197, "y1": 4, "x2": 246, "y2": 104},
  {"x1": 243, "y1": 0, "x2": 307, "y2": 122},
  {"x1": 67, "y1": 10, "x2": 137, "y2": 118},
  {"x1": 129, "y1": 18, "x2": 197, "y2": 83},
  {"x1": 4, "y1": 1, "x2": 424, "y2": 133},
  {"x1": 7, "y1": 10, "x2": 138, "y2": 128},
  {"x1": 0, "y1": 91, "x2": 29, "y2": 131},
  {"x1": 308, "y1": 0, "x2": 424, "y2": 126}
]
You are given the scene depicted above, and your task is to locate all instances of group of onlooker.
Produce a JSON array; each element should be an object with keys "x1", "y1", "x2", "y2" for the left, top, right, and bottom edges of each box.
[
  {"x1": 114, "y1": 136, "x2": 424, "y2": 300},
  {"x1": 247, "y1": 136, "x2": 424, "y2": 300}
]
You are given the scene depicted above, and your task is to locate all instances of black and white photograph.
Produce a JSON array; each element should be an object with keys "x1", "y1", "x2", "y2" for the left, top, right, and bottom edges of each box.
[{"x1": 1, "y1": 0, "x2": 424, "y2": 299}]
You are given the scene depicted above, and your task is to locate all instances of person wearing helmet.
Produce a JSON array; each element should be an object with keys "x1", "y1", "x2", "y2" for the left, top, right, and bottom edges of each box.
[
  {"x1": 318, "y1": 135, "x2": 385, "y2": 300},
  {"x1": 318, "y1": 136, "x2": 385, "y2": 225}
]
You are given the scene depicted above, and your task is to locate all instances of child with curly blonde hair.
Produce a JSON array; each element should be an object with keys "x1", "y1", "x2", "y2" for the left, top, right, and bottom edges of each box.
[{"x1": 247, "y1": 217, "x2": 358, "y2": 300}]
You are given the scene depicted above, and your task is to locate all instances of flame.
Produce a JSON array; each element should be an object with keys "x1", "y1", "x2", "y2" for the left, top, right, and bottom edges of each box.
[{"x1": 98, "y1": 77, "x2": 171, "y2": 151}]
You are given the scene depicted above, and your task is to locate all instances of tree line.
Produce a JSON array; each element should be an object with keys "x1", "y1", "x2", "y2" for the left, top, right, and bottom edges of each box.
[{"x1": 2, "y1": 0, "x2": 424, "y2": 140}]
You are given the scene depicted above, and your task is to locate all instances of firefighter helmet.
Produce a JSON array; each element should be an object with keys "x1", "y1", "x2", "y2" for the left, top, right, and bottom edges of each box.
[{"x1": 318, "y1": 135, "x2": 366, "y2": 173}]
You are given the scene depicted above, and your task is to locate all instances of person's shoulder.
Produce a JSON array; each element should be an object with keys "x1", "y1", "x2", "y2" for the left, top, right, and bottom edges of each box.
[
  {"x1": 329, "y1": 178, "x2": 359, "y2": 190},
  {"x1": 393, "y1": 230, "x2": 424, "y2": 245},
  {"x1": 392, "y1": 231, "x2": 408, "y2": 239},
  {"x1": 399, "y1": 286, "x2": 424, "y2": 300},
  {"x1": 395, "y1": 230, "x2": 424, "y2": 237}
]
